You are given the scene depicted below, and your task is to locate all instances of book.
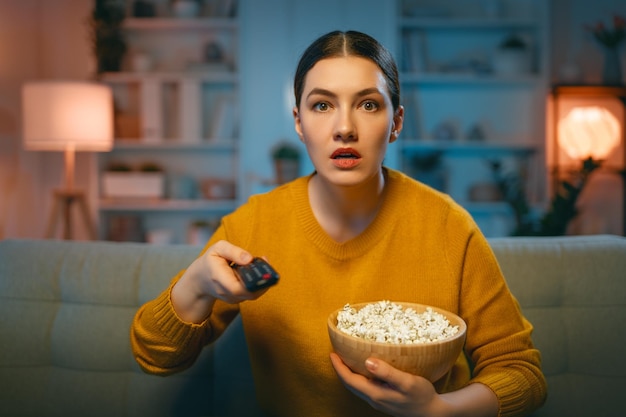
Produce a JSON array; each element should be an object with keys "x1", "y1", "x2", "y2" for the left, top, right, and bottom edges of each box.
[
  {"x1": 402, "y1": 29, "x2": 428, "y2": 73},
  {"x1": 209, "y1": 94, "x2": 238, "y2": 140}
]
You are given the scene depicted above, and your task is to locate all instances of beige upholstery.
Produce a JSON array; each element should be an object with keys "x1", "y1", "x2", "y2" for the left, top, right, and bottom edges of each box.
[
  {"x1": 0, "y1": 239, "x2": 260, "y2": 417},
  {"x1": 489, "y1": 235, "x2": 626, "y2": 417},
  {"x1": 0, "y1": 235, "x2": 624, "y2": 416}
]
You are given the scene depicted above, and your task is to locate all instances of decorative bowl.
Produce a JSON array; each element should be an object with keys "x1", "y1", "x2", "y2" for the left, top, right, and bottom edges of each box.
[{"x1": 327, "y1": 302, "x2": 467, "y2": 382}]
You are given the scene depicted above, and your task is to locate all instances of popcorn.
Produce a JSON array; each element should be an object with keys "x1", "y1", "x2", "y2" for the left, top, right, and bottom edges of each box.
[{"x1": 336, "y1": 300, "x2": 459, "y2": 344}]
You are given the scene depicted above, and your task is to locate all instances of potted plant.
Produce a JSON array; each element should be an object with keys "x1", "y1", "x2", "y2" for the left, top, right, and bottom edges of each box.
[
  {"x1": 585, "y1": 14, "x2": 626, "y2": 85},
  {"x1": 271, "y1": 141, "x2": 301, "y2": 184},
  {"x1": 489, "y1": 157, "x2": 601, "y2": 236},
  {"x1": 492, "y1": 34, "x2": 531, "y2": 75},
  {"x1": 89, "y1": 0, "x2": 127, "y2": 75},
  {"x1": 102, "y1": 161, "x2": 165, "y2": 199}
]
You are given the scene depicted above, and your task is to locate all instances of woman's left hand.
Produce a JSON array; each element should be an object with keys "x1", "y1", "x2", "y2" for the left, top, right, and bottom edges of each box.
[{"x1": 329, "y1": 352, "x2": 445, "y2": 417}]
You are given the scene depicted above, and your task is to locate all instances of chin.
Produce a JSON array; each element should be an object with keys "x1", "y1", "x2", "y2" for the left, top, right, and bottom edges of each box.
[{"x1": 322, "y1": 168, "x2": 379, "y2": 187}]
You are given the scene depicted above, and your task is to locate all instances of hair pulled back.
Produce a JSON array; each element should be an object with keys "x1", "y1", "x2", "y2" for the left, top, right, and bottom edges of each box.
[{"x1": 293, "y1": 30, "x2": 400, "y2": 111}]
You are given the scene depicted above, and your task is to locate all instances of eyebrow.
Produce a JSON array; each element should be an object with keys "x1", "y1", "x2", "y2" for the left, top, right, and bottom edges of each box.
[{"x1": 305, "y1": 87, "x2": 382, "y2": 100}]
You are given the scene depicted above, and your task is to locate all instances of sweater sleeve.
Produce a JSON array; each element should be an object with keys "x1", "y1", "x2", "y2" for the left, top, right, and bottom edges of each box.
[
  {"x1": 130, "y1": 224, "x2": 240, "y2": 376},
  {"x1": 446, "y1": 207, "x2": 547, "y2": 417}
]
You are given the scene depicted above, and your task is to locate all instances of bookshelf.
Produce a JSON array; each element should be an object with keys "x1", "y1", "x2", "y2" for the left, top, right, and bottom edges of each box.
[
  {"x1": 96, "y1": 0, "x2": 240, "y2": 244},
  {"x1": 396, "y1": 0, "x2": 550, "y2": 236}
]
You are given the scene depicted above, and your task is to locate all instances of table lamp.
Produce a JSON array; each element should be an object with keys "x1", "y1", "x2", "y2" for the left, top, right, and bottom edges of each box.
[
  {"x1": 558, "y1": 106, "x2": 620, "y2": 162},
  {"x1": 557, "y1": 104, "x2": 623, "y2": 234},
  {"x1": 22, "y1": 81, "x2": 113, "y2": 240}
]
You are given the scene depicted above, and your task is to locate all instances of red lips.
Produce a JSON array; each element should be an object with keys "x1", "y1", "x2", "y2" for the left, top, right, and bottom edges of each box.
[
  {"x1": 331, "y1": 148, "x2": 361, "y2": 159},
  {"x1": 330, "y1": 147, "x2": 362, "y2": 169}
]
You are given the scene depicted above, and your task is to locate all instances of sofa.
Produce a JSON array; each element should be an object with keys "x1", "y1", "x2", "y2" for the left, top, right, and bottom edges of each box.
[{"x1": 0, "y1": 235, "x2": 624, "y2": 417}]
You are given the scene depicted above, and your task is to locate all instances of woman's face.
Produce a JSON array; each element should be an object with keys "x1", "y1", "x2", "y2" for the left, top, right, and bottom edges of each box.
[{"x1": 293, "y1": 56, "x2": 403, "y2": 187}]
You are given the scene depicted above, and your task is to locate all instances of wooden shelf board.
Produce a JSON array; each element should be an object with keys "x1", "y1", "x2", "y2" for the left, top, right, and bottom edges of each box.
[
  {"x1": 401, "y1": 140, "x2": 538, "y2": 155},
  {"x1": 124, "y1": 17, "x2": 237, "y2": 30},
  {"x1": 400, "y1": 72, "x2": 542, "y2": 85},
  {"x1": 102, "y1": 71, "x2": 238, "y2": 83},
  {"x1": 99, "y1": 198, "x2": 238, "y2": 212},
  {"x1": 111, "y1": 139, "x2": 237, "y2": 151},
  {"x1": 399, "y1": 17, "x2": 538, "y2": 29}
]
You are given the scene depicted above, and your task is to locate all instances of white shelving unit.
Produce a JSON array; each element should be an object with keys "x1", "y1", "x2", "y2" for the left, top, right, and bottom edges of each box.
[
  {"x1": 396, "y1": 0, "x2": 549, "y2": 236},
  {"x1": 96, "y1": 1, "x2": 240, "y2": 244}
]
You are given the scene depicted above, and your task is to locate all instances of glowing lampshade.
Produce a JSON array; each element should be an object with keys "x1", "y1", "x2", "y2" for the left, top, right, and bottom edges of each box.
[
  {"x1": 22, "y1": 81, "x2": 113, "y2": 152},
  {"x1": 22, "y1": 81, "x2": 113, "y2": 192},
  {"x1": 557, "y1": 106, "x2": 620, "y2": 160}
]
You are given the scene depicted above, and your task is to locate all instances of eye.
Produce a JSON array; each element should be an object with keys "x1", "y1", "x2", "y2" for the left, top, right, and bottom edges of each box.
[
  {"x1": 361, "y1": 100, "x2": 379, "y2": 112},
  {"x1": 313, "y1": 101, "x2": 331, "y2": 112}
]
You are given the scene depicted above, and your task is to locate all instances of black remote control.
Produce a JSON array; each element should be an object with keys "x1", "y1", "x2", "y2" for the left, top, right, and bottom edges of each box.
[{"x1": 231, "y1": 257, "x2": 280, "y2": 292}]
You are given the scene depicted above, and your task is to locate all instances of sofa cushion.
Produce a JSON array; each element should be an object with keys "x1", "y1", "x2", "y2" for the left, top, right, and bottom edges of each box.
[
  {"x1": 489, "y1": 235, "x2": 626, "y2": 417},
  {"x1": 0, "y1": 239, "x2": 261, "y2": 417}
]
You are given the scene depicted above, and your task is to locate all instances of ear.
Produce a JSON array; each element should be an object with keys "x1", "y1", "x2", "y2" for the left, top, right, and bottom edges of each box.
[
  {"x1": 293, "y1": 107, "x2": 305, "y2": 142},
  {"x1": 389, "y1": 105, "x2": 404, "y2": 143}
]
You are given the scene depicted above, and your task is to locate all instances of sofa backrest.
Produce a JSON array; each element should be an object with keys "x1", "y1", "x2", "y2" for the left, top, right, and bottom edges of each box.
[{"x1": 489, "y1": 234, "x2": 626, "y2": 417}]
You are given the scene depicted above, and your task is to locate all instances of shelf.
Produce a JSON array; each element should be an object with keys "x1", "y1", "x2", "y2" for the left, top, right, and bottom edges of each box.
[
  {"x1": 99, "y1": 198, "x2": 238, "y2": 212},
  {"x1": 401, "y1": 140, "x2": 537, "y2": 156},
  {"x1": 399, "y1": 17, "x2": 538, "y2": 29},
  {"x1": 551, "y1": 84, "x2": 626, "y2": 97},
  {"x1": 124, "y1": 17, "x2": 237, "y2": 30},
  {"x1": 400, "y1": 72, "x2": 542, "y2": 85},
  {"x1": 111, "y1": 139, "x2": 237, "y2": 151},
  {"x1": 102, "y1": 71, "x2": 238, "y2": 83}
]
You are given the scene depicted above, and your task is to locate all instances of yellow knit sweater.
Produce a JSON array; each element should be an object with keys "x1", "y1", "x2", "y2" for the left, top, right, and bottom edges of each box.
[{"x1": 131, "y1": 168, "x2": 546, "y2": 417}]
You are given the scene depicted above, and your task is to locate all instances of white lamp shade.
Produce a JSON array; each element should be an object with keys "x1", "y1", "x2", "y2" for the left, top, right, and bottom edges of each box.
[
  {"x1": 22, "y1": 81, "x2": 114, "y2": 152},
  {"x1": 558, "y1": 106, "x2": 620, "y2": 161}
]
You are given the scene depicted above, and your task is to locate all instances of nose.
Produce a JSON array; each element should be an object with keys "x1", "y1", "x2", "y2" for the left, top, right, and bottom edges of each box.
[{"x1": 333, "y1": 108, "x2": 356, "y2": 142}]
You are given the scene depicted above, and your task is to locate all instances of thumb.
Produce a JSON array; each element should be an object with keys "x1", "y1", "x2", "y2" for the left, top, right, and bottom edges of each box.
[{"x1": 210, "y1": 240, "x2": 253, "y2": 265}]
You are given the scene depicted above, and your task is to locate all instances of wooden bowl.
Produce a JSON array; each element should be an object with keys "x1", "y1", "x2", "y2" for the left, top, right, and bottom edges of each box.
[{"x1": 327, "y1": 302, "x2": 467, "y2": 382}]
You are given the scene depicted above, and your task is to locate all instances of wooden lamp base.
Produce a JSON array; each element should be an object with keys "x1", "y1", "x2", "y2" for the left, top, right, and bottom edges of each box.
[{"x1": 45, "y1": 189, "x2": 96, "y2": 240}]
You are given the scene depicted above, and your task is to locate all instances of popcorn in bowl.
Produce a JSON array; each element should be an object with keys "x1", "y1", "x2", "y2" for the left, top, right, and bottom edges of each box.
[
  {"x1": 327, "y1": 301, "x2": 467, "y2": 381},
  {"x1": 336, "y1": 300, "x2": 460, "y2": 344}
]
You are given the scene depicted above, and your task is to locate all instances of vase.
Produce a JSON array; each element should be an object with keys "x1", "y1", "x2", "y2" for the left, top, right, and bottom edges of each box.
[{"x1": 602, "y1": 46, "x2": 622, "y2": 85}]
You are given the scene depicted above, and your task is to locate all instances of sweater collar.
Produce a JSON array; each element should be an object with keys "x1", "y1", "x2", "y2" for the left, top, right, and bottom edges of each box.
[{"x1": 291, "y1": 167, "x2": 408, "y2": 261}]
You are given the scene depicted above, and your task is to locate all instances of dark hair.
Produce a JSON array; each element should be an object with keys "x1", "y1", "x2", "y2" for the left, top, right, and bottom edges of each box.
[{"x1": 293, "y1": 30, "x2": 400, "y2": 111}]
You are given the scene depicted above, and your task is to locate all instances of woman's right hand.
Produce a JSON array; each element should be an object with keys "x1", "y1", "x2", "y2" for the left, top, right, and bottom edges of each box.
[{"x1": 170, "y1": 240, "x2": 267, "y2": 323}]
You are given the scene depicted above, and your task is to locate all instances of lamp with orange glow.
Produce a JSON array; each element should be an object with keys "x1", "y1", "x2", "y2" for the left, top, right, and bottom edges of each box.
[
  {"x1": 557, "y1": 106, "x2": 620, "y2": 162},
  {"x1": 22, "y1": 81, "x2": 113, "y2": 239}
]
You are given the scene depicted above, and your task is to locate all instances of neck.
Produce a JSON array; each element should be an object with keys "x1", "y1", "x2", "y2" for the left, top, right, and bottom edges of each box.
[{"x1": 308, "y1": 169, "x2": 387, "y2": 243}]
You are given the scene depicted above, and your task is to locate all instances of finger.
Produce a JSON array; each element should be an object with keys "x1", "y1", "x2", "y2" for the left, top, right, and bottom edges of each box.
[
  {"x1": 329, "y1": 354, "x2": 395, "y2": 396},
  {"x1": 211, "y1": 242, "x2": 253, "y2": 289},
  {"x1": 214, "y1": 249, "x2": 275, "y2": 300},
  {"x1": 199, "y1": 241, "x2": 256, "y2": 299},
  {"x1": 364, "y1": 357, "x2": 408, "y2": 392},
  {"x1": 331, "y1": 353, "x2": 406, "y2": 415},
  {"x1": 210, "y1": 240, "x2": 253, "y2": 265},
  {"x1": 330, "y1": 352, "x2": 352, "y2": 377}
]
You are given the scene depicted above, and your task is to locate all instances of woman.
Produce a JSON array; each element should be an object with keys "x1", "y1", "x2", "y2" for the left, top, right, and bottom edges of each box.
[{"x1": 131, "y1": 30, "x2": 547, "y2": 417}]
